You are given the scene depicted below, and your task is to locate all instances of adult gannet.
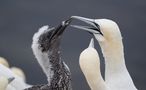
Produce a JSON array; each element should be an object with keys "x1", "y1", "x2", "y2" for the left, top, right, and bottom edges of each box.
[
  {"x1": 0, "y1": 76, "x2": 15, "y2": 90},
  {"x1": 71, "y1": 16, "x2": 137, "y2": 90},
  {"x1": 27, "y1": 19, "x2": 72, "y2": 90},
  {"x1": 79, "y1": 38, "x2": 109, "y2": 90}
]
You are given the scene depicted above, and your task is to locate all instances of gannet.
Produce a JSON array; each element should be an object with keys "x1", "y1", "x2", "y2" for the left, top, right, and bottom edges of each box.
[
  {"x1": 27, "y1": 19, "x2": 72, "y2": 90},
  {"x1": 0, "y1": 57, "x2": 9, "y2": 67},
  {"x1": 0, "y1": 76, "x2": 15, "y2": 90},
  {"x1": 0, "y1": 57, "x2": 26, "y2": 81},
  {"x1": 71, "y1": 16, "x2": 137, "y2": 90},
  {"x1": 79, "y1": 38, "x2": 109, "y2": 90},
  {"x1": 0, "y1": 64, "x2": 30, "y2": 89},
  {"x1": 0, "y1": 58, "x2": 29, "y2": 90},
  {"x1": 11, "y1": 67, "x2": 26, "y2": 82}
]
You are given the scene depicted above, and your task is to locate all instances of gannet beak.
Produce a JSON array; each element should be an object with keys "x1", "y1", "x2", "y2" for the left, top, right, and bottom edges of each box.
[
  {"x1": 8, "y1": 77, "x2": 15, "y2": 84},
  {"x1": 50, "y1": 18, "x2": 72, "y2": 40},
  {"x1": 88, "y1": 38, "x2": 94, "y2": 48},
  {"x1": 71, "y1": 16, "x2": 103, "y2": 35}
]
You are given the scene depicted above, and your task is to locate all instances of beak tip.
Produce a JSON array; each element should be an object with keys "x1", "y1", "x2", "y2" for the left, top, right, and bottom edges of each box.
[
  {"x1": 8, "y1": 77, "x2": 15, "y2": 84},
  {"x1": 88, "y1": 38, "x2": 94, "y2": 48},
  {"x1": 63, "y1": 17, "x2": 73, "y2": 25}
]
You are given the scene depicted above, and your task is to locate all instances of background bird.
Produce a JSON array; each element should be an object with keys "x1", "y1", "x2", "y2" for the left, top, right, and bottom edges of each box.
[
  {"x1": 11, "y1": 67, "x2": 26, "y2": 82},
  {"x1": 26, "y1": 18, "x2": 72, "y2": 90},
  {"x1": 0, "y1": 64, "x2": 30, "y2": 90},
  {"x1": 79, "y1": 38, "x2": 109, "y2": 90},
  {"x1": 0, "y1": 76, "x2": 15, "y2": 90},
  {"x1": 71, "y1": 16, "x2": 138, "y2": 90},
  {"x1": 0, "y1": 57, "x2": 9, "y2": 68},
  {"x1": 0, "y1": 57, "x2": 30, "y2": 90}
]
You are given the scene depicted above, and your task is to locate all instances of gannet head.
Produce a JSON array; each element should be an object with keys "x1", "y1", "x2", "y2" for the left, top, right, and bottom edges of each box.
[
  {"x1": 0, "y1": 57, "x2": 9, "y2": 67},
  {"x1": 31, "y1": 18, "x2": 72, "y2": 83},
  {"x1": 80, "y1": 38, "x2": 100, "y2": 77},
  {"x1": 11, "y1": 67, "x2": 26, "y2": 81},
  {"x1": 32, "y1": 18, "x2": 72, "y2": 52},
  {"x1": 71, "y1": 16, "x2": 122, "y2": 43},
  {"x1": 79, "y1": 38, "x2": 104, "y2": 89}
]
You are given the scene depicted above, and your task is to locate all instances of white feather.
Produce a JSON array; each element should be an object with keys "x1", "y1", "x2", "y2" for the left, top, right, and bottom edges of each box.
[
  {"x1": 79, "y1": 38, "x2": 109, "y2": 90},
  {"x1": 94, "y1": 19, "x2": 137, "y2": 90},
  {"x1": 31, "y1": 25, "x2": 54, "y2": 85},
  {"x1": 0, "y1": 64, "x2": 30, "y2": 90}
]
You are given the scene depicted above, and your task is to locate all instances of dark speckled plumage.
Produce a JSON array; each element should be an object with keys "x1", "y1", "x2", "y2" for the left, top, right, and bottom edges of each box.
[{"x1": 25, "y1": 19, "x2": 72, "y2": 90}]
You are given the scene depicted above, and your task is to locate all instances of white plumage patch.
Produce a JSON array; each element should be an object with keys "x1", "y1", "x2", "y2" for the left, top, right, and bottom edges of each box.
[
  {"x1": 31, "y1": 25, "x2": 54, "y2": 85},
  {"x1": 0, "y1": 64, "x2": 29, "y2": 90}
]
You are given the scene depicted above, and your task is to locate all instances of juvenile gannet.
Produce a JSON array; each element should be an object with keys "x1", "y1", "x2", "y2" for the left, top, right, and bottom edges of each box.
[
  {"x1": 0, "y1": 76, "x2": 15, "y2": 90},
  {"x1": 0, "y1": 57, "x2": 9, "y2": 67},
  {"x1": 71, "y1": 16, "x2": 137, "y2": 90},
  {"x1": 0, "y1": 64, "x2": 30, "y2": 89},
  {"x1": 79, "y1": 38, "x2": 109, "y2": 90},
  {"x1": 27, "y1": 19, "x2": 72, "y2": 90}
]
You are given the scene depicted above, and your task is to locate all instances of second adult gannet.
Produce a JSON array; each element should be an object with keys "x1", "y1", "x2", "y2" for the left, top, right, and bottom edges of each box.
[
  {"x1": 79, "y1": 38, "x2": 109, "y2": 90},
  {"x1": 71, "y1": 16, "x2": 137, "y2": 90},
  {"x1": 26, "y1": 19, "x2": 72, "y2": 90}
]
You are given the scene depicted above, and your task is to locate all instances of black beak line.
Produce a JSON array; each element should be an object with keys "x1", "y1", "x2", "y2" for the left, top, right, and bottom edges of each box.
[
  {"x1": 71, "y1": 16, "x2": 103, "y2": 35},
  {"x1": 49, "y1": 18, "x2": 72, "y2": 41}
]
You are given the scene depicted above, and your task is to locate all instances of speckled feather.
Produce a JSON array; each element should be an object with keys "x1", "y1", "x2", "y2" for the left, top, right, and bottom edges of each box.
[{"x1": 27, "y1": 19, "x2": 72, "y2": 90}]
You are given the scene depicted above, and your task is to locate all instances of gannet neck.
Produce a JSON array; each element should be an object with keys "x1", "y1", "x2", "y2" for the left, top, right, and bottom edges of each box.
[
  {"x1": 79, "y1": 39, "x2": 108, "y2": 90},
  {"x1": 31, "y1": 25, "x2": 72, "y2": 89},
  {"x1": 99, "y1": 37, "x2": 137, "y2": 90},
  {"x1": 94, "y1": 19, "x2": 137, "y2": 90},
  {"x1": 99, "y1": 39, "x2": 126, "y2": 68},
  {"x1": 32, "y1": 26, "x2": 54, "y2": 84}
]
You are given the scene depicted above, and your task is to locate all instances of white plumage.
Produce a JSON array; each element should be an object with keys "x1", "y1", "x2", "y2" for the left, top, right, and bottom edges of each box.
[
  {"x1": 31, "y1": 25, "x2": 54, "y2": 85},
  {"x1": 79, "y1": 38, "x2": 109, "y2": 90},
  {"x1": 0, "y1": 76, "x2": 9, "y2": 90},
  {"x1": 71, "y1": 16, "x2": 137, "y2": 90},
  {"x1": 11, "y1": 67, "x2": 26, "y2": 82},
  {"x1": 0, "y1": 64, "x2": 30, "y2": 90}
]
